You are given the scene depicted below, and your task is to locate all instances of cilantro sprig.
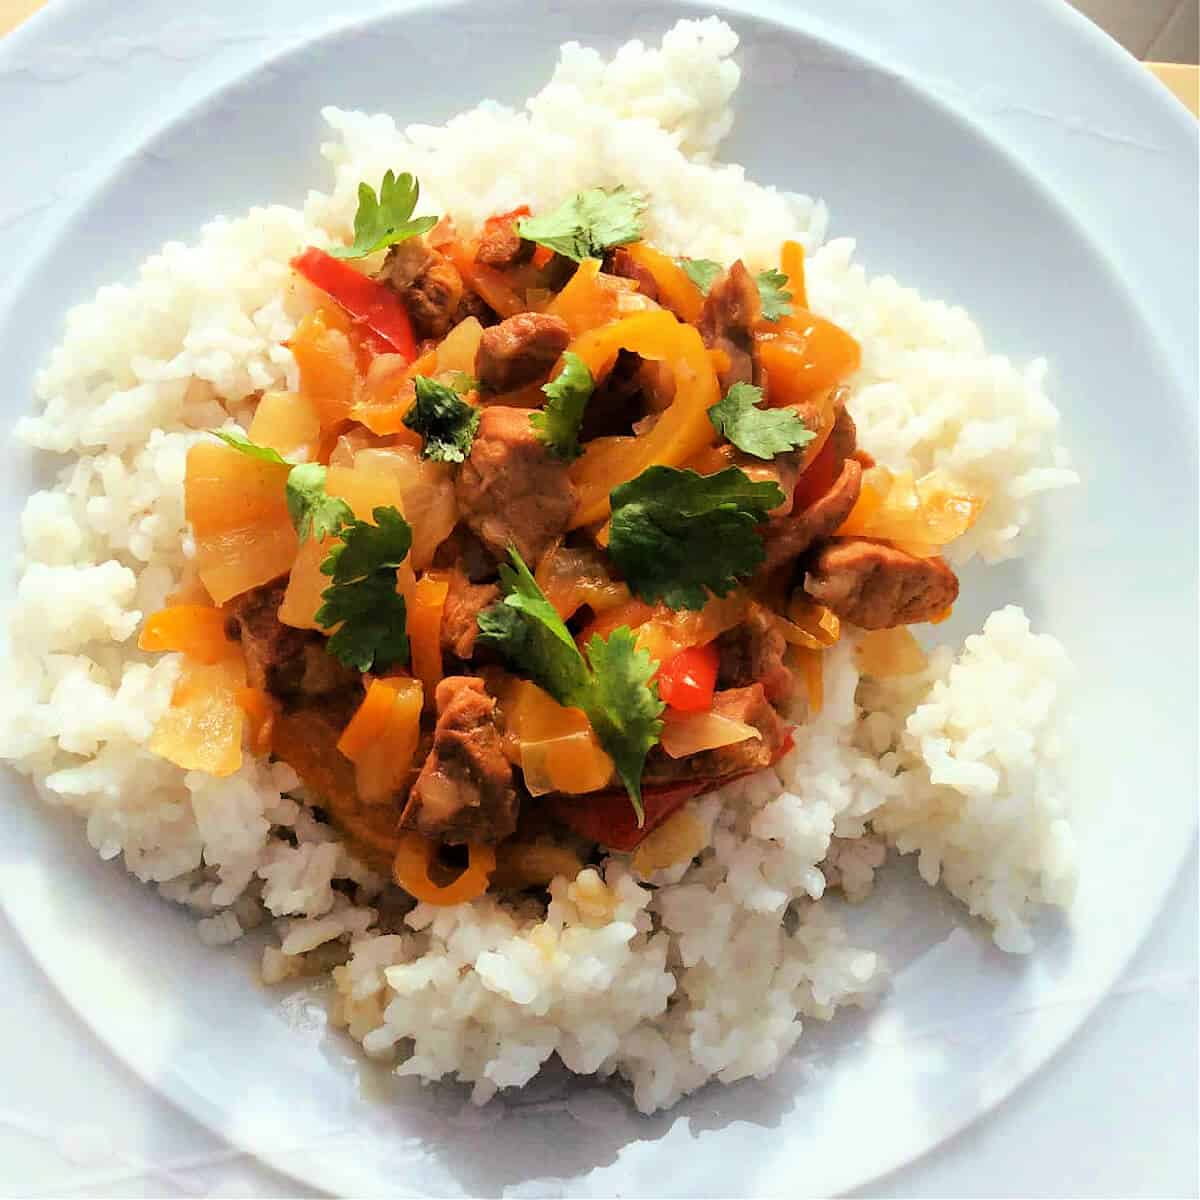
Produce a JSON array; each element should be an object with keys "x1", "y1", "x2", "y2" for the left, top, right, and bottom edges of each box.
[
  {"x1": 329, "y1": 170, "x2": 437, "y2": 261},
  {"x1": 403, "y1": 375, "x2": 481, "y2": 463},
  {"x1": 678, "y1": 257, "x2": 722, "y2": 294},
  {"x1": 677, "y1": 257, "x2": 794, "y2": 320},
  {"x1": 517, "y1": 187, "x2": 646, "y2": 263},
  {"x1": 607, "y1": 466, "x2": 784, "y2": 610},
  {"x1": 476, "y1": 548, "x2": 664, "y2": 822},
  {"x1": 286, "y1": 463, "x2": 355, "y2": 542},
  {"x1": 315, "y1": 507, "x2": 413, "y2": 673},
  {"x1": 707, "y1": 382, "x2": 815, "y2": 461},
  {"x1": 530, "y1": 351, "x2": 594, "y2": 461},
  {"x1": 755, "y1": 268, "x2": 793, "y2": 321}
]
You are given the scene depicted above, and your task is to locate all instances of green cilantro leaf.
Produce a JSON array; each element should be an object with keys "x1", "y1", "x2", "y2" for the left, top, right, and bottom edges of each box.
[
  {"x1": 476, "y1": 547, "x2": 664, "y2": 823},
  {"x1": 212, "y1": 429, "x2": 288, "y2": 465},
  {"x1": 477, "y1": 550, "x2": 592, "y2": 704},
  {"x1": 756, "y1": 268, "x2": 793, "y2": 321},
  {"x1": 581, "y1": 628, "x2": 663, "y2": 822},
  {"x1": 315, "y1": 506, "x2": 412, "y2": 672},
  {"x1": 285, "y1": 463, "x2": 355, "y2": 543},
  {"x1": 678, "y1": 257, "x2": 723, "y2": 295},
  {"x1": 517, "y1": 187, "x2": 646, "y2": 263},
  {"x1": 707, "y1": 382, "x2": 815, "y2": 461},
  {"x1": 607, "y1": 466, "x2": 784, "y2": 610},
  {"x1": 319, "y1": 574, "x2": 410, "y2": 674},
  {"x1": 328, "y1": 170, "x2": 438, "y2": 260},
  {"x1": 320, "y1": 506, "x2": 412, "y2": 582},
  {"x1": 530, "y1": 351, "x2": 594, "y2": 461},
  {"x1": 403, "y1": 375, "x2": 481, "y2": 463}
]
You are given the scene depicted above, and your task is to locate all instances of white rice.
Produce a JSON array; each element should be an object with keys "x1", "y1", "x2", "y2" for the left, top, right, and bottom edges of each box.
[{"x1": 0, "y1": 18, "x2": 1078, "y2": 1112}]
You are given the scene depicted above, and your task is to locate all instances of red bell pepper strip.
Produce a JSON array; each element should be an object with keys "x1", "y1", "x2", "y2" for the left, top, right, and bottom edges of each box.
[
  {"x1": 656, "y1": 643, "x2": 720, "y2": 713},
  {"x1": 545, "y1": 730, "x2": 795, "y2": 852},
  {"x1": 790, "y1": 427, "x2": 841, "y2": 512},
  {"x1": 290, "y1": 247, "x2": 417, "y2": 361}
]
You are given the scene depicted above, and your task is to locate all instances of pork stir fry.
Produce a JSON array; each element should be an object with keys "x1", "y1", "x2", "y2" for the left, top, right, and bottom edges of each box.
[{"x1": 150, "y1": 176, "x2": 982, "y2": 906}]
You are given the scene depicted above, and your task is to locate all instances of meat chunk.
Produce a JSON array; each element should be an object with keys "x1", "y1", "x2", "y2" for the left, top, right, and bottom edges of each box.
[
  {"x1": 804, "y1": 539, "x2": 959, "y2": 629},
  {"x1": 604, "y1": 247, "x2": 659, "y2": 301},
  {"x1": 644, "y1": 684, "x2": 790, "y2": 784},
  {"x1": 401, "y1": 677, "x2": 519, "y2": 844},
  {"x1": 737, "y1": 450, "x2": 804, "y2": 517},
  {"x1": 476, "y1": 217, "x2": 534, "y2": 269},
  {"x1": 432, "y1": 524, "x2": 499, "y2": 582},
  {"x1": 378, "y1": 239, "x2": 464, "y2": 339},
  {"x1": 224, "y1": 581, "x2": 362, "y2": 714},
  {"x1": 698, "y1": 260, "x2": 761, "y2": 392},
  {"x1": 826, "y1": 404, "x2": 857, "y2": 468},
  {"x1": 441, "y1": 570, "x2": 500, "y2": 661},
  {"x1": 761, "y1": 457, "x2": 863, "y2": 572},
  {"x1": 455, "y1": 406, "x2": 578, "y2": 564},
  {"x1": 715, "y1": 606, "x2": 793, "y2": 705},
  {"x1": 475, "y1": 312, "x2": 570, "y2": 393},
  {"x1": 452, "y1": 289, "x2": 498, "y2": 329}
]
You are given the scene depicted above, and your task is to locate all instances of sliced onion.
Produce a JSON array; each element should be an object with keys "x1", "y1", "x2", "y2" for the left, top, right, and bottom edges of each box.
[
  {"x1": 535, "y1": 543, "x2": 630, "y2": 620},
  {"x1": 329, "y1": 429, "x2": 373, "y2": 468},
  {"x1": 855, "y1": 627, "x2": 928, "y2": 678},
  {"x1": 512, "y1": 680, "x2": 614, "y2": 796},
  {"x1": 433, "y1": 316, "x2": 483, "y2": 376},
  {"x1": 660, "y1": 710, "x2": 761, "y2": 759},
  {"x1": 778, "y1": 595, "x2": 841, "y2": 649},
  {"x1": 352, "y1": 447, "x2": 457, "y2": 569},
  {"x1": 839, "y1": 466, "x2": 984, "y2": 549},
  {"x1": 521, "y1": 732, "x2": 614, "y2": 796},
  {"x1": 364, "y1": 352, "x2": 410, "y2": 393}
]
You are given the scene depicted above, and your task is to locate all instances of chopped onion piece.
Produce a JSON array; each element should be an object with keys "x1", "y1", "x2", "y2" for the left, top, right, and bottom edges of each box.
[
  {"x1": 855, "y1": 627, "x2": 928, "y2": 677},
  {"x1": 433, "y1": 317, "x2": 483, "y2": 376},
  {"x1": 660, "y1": 709, "x2": 761, "y2": 759},
  {"x1": 775, "y1": 596, "x2": 841, "y2": 650},
  {"x1": 837, "y1": 465, "x2": 984, "y2": 550},
  {"x1": 351, "y1": 446, "x2": 457, "y2": 569},
  {"x1": 512, "y1": 681, "x2": 614, "y2": 796}
]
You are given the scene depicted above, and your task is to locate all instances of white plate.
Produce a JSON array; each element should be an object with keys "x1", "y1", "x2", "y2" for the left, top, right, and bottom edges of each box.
[{"x1": 0, "y1": 2, "x2": 1195, "y2": 1196}]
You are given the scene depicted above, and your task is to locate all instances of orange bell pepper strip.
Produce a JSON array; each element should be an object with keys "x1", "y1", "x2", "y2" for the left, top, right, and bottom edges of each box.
[
  {"x1": 288, "y1": 307, "x2": 362, "y2": 430},
  {"x1": 622, "y1": 243, "x2": 705, "y2": 324},
  {"x1": 567, "y1": 309, "x2": 720, "y2": 526},
  {"x1": 755, "y1": 312, "x2": 861, "y2": 406},
  {"x1": 542, "y1": 258, "x2": 622, "y2": 335},
  {"x1": 779, "y1": 239, "x2": 808, "y2": 310},
  {"x1": 235, "y1": 686, "x2": 278, "y2": 755},
  {"x1": 337, "y1": 679, "x2": 399, "y2": 760},
  {"x1": 138, "y1": 604, "x2": 237, "y2": 664},
  {"x1": 392, "y1": 832, "x2": 496, "y2": 906},
  {"x1": 408, "y1": 572, "x2": 450, "y2": 699},
  {"x1": 337, "y1": 677, "x2": 424, "y2": 804}
]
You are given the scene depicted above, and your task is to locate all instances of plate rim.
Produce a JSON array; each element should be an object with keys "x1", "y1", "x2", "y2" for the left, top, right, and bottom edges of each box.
[{"x1": 0, "y1": 1, "x2": 1196, "y2": 1196}]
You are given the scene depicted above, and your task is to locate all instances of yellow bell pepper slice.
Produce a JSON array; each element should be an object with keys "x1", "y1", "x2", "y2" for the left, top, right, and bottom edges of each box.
[{"x1": 567, "y1": 309, "x2": 720, "y2": 526}]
